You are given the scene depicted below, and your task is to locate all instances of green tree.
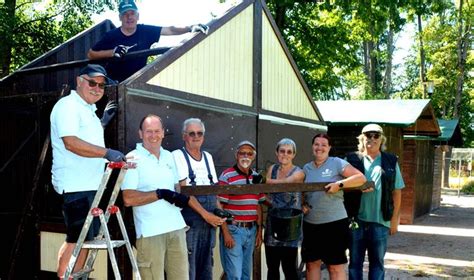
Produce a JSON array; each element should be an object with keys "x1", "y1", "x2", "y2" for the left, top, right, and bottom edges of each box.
[
  {"x1": 0, "y1": 1, "x2": 113, "y2": 78},
  {"x1": 397, "y1": 0, "x2": 473, "y2": 146}
]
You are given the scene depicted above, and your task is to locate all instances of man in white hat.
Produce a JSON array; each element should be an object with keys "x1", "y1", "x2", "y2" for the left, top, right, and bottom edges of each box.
[{"x1": 345, "y1": 124, "x2": 405, "y2": 280}]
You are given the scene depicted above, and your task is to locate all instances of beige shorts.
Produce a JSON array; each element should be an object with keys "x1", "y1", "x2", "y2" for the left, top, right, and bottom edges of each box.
[{"x1": 136, "y1": 228, "x2": 189, "y2": 280}]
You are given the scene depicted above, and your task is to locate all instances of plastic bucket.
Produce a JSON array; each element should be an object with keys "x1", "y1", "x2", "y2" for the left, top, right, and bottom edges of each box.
[{"x1": 268, "y1": 207, "x2": 303, "y2": 242}]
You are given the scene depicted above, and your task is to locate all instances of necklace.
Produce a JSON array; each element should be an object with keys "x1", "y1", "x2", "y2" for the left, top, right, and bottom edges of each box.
[{"x1": 314, "y1": 158, "x2": 327, "y2": 168}]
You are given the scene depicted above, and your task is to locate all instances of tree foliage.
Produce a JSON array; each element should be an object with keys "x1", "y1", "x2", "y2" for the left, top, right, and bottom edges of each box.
[
  {"x1": 266, "y1": 0, "x2": 473, "y2": 146},
  {"x1": 0, "y1": 0, "x2": 114, "y2": 77}
]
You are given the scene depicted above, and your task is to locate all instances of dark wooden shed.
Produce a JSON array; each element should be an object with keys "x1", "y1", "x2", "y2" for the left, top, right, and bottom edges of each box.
[
  {"x1": 316, "y1": 99, "x2": 441, "y2": 225},
  {"x1": 405, "y1": 119, "x2": 463, "y2": 210},
  {"x1": 0, "y1": 1, "x2": 326, "y2": 278}
]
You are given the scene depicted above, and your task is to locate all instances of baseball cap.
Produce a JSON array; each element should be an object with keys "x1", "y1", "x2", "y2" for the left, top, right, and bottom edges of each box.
[
  {"x1": 119, "y1": 1, "x2": 138, "y2": 15},
  {"x1": 236, "y1": 140, "x2": 256, "y2": 151},
  {"x1": 79, "y1": 64, "x2": 116, "y2": 85},
  {"x1": 362, "y1": 123, "x2": 383, "y2": 134}
]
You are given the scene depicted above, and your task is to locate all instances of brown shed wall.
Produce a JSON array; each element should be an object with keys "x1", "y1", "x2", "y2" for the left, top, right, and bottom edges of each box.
[{"x1": 401, "y1": 140, "x2": 434, "y2": 224}]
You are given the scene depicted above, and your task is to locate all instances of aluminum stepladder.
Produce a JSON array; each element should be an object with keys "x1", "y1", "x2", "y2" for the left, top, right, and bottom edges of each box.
[{"x1": 63, "y1": 161, "x2": 141, "y2": 280}]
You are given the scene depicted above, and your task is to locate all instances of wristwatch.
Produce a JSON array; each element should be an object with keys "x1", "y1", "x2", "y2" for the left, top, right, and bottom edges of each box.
[{"x1": 338, "y1": 181, "x2": 344, "y2": 190}]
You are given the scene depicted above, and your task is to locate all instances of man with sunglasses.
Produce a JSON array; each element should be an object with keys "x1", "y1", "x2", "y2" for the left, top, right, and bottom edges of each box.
[
  {"x1": 217, "y1": 141, "x2": 266, "y2": 280},
  {"x1": 87, "y1": 0, "x2": 209, "y2": 82},
  {"x1": 171, "y1": 118, "x2": 221, "y2": 280},
  {"x1": 50, "y1": 64, "x2": 126, "y2": 279},
  {"x1": 345, "y1": 124, "x2": 405, "y2": 280}
]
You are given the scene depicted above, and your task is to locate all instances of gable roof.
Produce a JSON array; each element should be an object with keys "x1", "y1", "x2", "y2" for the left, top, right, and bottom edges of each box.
[
  {"x1": 315, "y1": 99, "x2": 440, "y2": 136},
  {"x1": 127, "y1": 0, "x2": 323, "y2": 128}
]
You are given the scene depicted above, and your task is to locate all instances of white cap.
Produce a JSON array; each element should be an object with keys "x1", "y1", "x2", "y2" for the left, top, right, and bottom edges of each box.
[{"x1": 362, "y1": 124, "x2": 383, "y2": 134}]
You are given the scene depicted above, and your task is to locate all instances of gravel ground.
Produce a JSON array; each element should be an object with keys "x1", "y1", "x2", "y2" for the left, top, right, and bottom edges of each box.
[{"x1": 383, "y1": 194, "x2": 474, "y2": 280}]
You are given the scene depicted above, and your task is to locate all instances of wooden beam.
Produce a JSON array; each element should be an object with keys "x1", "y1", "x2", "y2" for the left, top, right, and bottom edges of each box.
[{"x1": 180, "y1": 181, "x2": 374, "y2": 196}]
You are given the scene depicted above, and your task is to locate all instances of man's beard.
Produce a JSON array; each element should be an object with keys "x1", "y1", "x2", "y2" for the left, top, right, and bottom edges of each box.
[{"x1": 239, "y1": 158, "x2": 252, "y2": 169}]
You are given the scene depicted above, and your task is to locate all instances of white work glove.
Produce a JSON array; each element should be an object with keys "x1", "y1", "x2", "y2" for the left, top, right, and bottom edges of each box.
[{"x1": 190, "y1": 24, "x2": 209, "y2": 35}]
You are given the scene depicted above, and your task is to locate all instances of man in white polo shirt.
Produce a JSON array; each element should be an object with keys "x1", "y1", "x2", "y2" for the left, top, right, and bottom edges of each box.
[
  {"x1": 50, "y1": 64, "x2": 126, "y2": 279},
  {"x1": 121, "y1": 114, "x2": 224, "y2": 280}
]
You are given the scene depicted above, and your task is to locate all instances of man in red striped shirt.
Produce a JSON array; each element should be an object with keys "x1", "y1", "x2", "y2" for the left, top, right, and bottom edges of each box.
[{"x1": 218, "y1": 140, "x2": 265, "y2": 280}]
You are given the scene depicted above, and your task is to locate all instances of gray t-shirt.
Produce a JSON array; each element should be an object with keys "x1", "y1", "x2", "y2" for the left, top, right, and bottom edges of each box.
[{"x1": 303, "y1": 157, "x2": 349, "y2": 224}]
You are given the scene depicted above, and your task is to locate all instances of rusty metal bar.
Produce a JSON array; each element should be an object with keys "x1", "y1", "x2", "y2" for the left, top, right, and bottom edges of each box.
[
  {"x1": 11, "y1": 47, "x2": 172, "y2": 75},
  {"x1": 180, "y1": 181, "x2": 374, "y2": 196}
]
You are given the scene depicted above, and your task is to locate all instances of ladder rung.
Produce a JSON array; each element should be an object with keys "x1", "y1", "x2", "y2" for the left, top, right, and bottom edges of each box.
[
  {"x1": 71, "y1": 267, "x2": 94, "y2": 278},
  {"x1": 83, "y1": 240, "x2": 127, "y2": 249}
]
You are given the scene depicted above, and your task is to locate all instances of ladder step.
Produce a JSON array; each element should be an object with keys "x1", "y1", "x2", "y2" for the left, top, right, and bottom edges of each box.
[
  {"x1": 71, "y1": 267, "x2": 94, "y2": 278},
  {"x1": 83, "y1": 240, "x2": 127, "y2": 249}
]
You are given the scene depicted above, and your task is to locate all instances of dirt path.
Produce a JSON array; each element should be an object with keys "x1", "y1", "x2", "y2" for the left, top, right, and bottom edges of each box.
[
  {"x1": 384, "y1": 194, "x2": 474, "y2": 279},
  {"x1": 265, "y1": 194, "x2": 474, "y2": 279}
]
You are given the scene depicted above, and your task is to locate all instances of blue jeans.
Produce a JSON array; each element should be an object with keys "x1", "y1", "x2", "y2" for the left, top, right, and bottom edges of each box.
[
  {"x1": 185, "y1": 219, "x2": 216, "y2": 280},
  {"x1": 220, "y1": 225, "x2": 257, "y2": 280},
  {"x1": 348, "y1": 219, "x2": 389, "y2": 280}
]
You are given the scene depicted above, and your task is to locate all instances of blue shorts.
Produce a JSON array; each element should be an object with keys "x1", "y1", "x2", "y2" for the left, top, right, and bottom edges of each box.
[
  {"x1": 62, "y1": 191, "x2": 100, "y2": 243},
  {"x1": 301, "y1": 218, "x2": 349, "y2": 265}
]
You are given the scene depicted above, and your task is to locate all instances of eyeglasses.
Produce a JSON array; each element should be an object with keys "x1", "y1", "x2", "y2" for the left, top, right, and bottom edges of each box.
[
  {"x1": 364, "y1": 132, "x2": 381, "y2": 139},
  {"x1": 186, "y1": 131, "x2": 204, "y2": 138},
  {"x1": 81, "y1": 76, "x2": 106, "y2": 89},
  {"x1": 237, "y1": 151, "x2": 254, "y2": 157},
  {"x1": 278, "y1": 149, "x2": 294, "y2": 155}
]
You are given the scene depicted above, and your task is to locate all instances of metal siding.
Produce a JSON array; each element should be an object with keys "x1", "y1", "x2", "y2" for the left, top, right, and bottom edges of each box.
[
  {"x1": 124, "y1": 93, "x2": 257, "y2": 174},
  {"x1": 261, "y1": 14, "x2": 318, "y2": 120},
  {"x1": 147, "y1": 6, "x2": 254, "y2": 107},
  {"x1": 257, "y1": 119, "x2": 325, "y2": 171}
]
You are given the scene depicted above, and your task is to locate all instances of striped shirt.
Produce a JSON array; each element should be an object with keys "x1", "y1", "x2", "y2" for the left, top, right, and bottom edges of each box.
[{"x1": 218, "y1": 165, "x2": 265, "y2": 222}]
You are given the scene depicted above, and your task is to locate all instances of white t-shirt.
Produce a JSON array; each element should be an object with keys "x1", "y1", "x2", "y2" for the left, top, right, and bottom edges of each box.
[
  {"x1": 172, "y1": 148, "x2": 218, "y2": 186},
  {"x1": 50, "y1": 90, "x2": 105, "y2": 194}
]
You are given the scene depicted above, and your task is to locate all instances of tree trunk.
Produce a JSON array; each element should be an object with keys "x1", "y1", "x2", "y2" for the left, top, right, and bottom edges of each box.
[
  {"x1": 453, "y1": 0, "x2": 468, "y2": 118},
  {"x1": 382, "y1": 25, "x2": 394, "y2": 99},
  {"x1": 417, "y1": 13, "x2": 427, "y2": 98},
  {"x1": 368, "y1": 39, "x2": 377, "y2": 94},
  {"x1": 363, "y1": 41, "x2": 369, "y2": 77},
  {"x1": 0, "y1": 0, "x2": 16, "y2": 78},
  {"x1": 273, "y1": 1, "x2": 287, "y2": 30}
]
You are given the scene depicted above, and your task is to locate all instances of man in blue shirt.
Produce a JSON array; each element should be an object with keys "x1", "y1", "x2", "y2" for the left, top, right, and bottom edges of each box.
[{"x1": 88, "y1": 0, "x2": 208, "y2": 82}]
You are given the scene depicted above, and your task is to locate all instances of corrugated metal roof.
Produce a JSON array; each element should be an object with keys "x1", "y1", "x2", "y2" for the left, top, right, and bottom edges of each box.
[{"x1": 315, "y1": 99, "x2": 430, "y2": 127}]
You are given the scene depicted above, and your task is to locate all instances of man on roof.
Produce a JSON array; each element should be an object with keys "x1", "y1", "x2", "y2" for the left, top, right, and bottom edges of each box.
[{"x1": 88, "y1": 0, "x2": 208, "y2": 82}]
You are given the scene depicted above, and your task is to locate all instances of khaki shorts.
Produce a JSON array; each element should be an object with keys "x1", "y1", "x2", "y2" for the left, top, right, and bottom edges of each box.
[{"x1": 136, "y1": 228, "x2": 189, "y2": 280}]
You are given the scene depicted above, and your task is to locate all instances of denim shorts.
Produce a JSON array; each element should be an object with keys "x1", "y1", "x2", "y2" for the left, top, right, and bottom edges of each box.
[{"x1": 62, "y1": 191, "x2": 99, "y2": 243}]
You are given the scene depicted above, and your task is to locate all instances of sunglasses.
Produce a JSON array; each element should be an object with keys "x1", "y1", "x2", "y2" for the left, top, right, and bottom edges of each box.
[
  {"x1": 364, "y1": 132, "x2": 381, "y2": 139},
  {"x1": 186, "y1": 131, "x2": 204, "y2": 138},
  {"x1": 82, "y1": 76, "x2": 106, "y2": 89},
  {"x1": 278, "y1": 149, "x2": 294, "y2": 155},
  {"x1": 237, "y1": 151, "x2": 254, "y2": 157}
]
